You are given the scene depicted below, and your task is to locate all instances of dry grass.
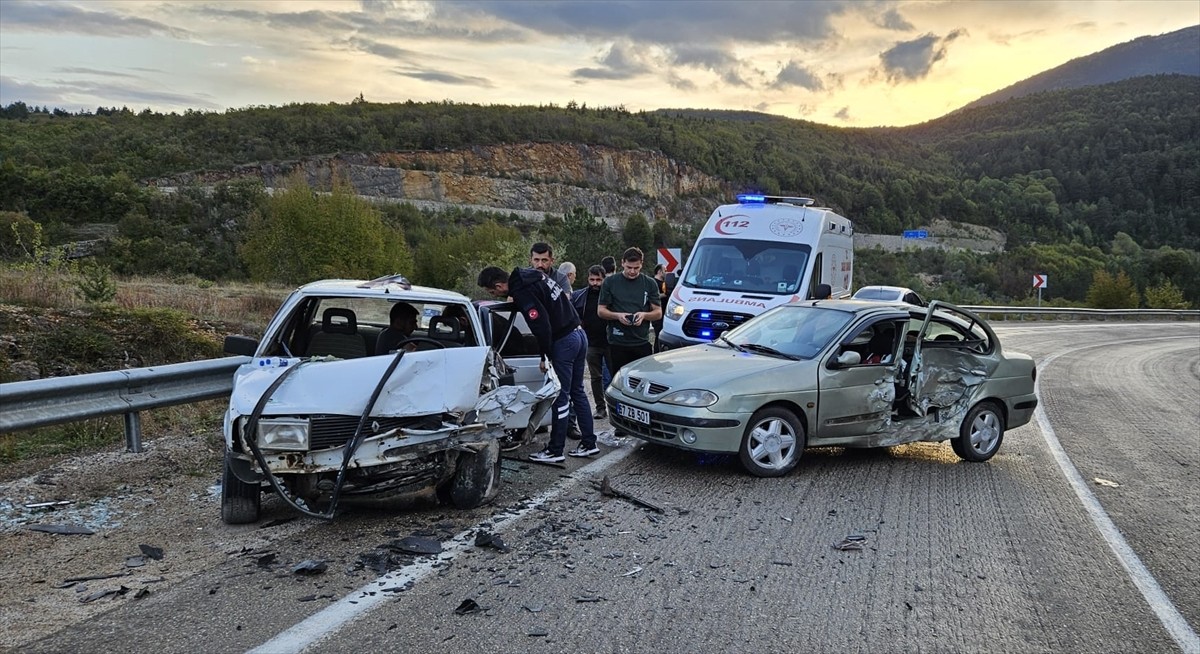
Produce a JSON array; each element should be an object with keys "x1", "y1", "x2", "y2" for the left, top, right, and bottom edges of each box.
[{"x1": 0, "y1": 268, "x2": 287, "y2": 334}]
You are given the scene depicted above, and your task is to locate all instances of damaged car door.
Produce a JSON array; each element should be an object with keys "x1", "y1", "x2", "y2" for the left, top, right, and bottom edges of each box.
[
  {"x1": 815, "y1": 314, "x2": 908, "y2": 445},
  {"x1": 905, "y1": 301, "x2": 999, "y2": 421}
]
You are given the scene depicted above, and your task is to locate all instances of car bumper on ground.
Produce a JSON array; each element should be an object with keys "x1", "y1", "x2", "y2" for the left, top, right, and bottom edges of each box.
[{"x1": 603, "y1": 387, "x2": 745, "y2": 453}]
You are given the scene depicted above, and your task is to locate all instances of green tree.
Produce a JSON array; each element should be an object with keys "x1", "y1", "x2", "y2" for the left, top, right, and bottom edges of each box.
[
  {"x1": 1144, "y1": 278, "x2": 1189, "y2": 309},
  {"x1": 551, "y1": 207, "x2": 622, "y2": 273},
  {"x1": 412, "y1": 220, "x2": 525, "y2": 295},
  {"x1": 1085, "y1": 269, "x2": 1140, "y2": 308},
  {"x1": 622, "y1": 213, "x2": 653, "y2": 255},
  {"x1": 241, "y1": 174, "x2": 412, "y2": 284}
]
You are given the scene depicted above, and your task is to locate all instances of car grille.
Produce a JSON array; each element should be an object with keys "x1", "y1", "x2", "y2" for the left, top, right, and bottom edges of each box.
[
  {"x1": 308, "y1": 414, "x2": 437, "y2": 450},
  {"x1": 605, "y1": 402, "x2": 679, "y2": 441},
  {"x1": 682, "y1": 310, "x2": 753, "y2": 340},
  {"x1": 625, "y1": 376, "x2": 670, "y2": 396}
]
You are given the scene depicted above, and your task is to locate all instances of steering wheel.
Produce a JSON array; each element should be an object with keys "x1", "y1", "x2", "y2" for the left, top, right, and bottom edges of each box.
[{"x1": 392, "y1": 337, "x2": 446, "y2": 352}]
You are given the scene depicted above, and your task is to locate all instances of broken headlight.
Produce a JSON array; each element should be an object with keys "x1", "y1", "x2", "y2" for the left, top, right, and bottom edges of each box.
[
  {"x1": 256, "y1": 417, "x2": 310, "y2": 451},
  {"x1": 659, "y1": 389, "x2": 718, "y2": 407}
]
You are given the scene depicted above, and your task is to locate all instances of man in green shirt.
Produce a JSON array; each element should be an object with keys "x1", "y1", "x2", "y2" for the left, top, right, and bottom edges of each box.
[{"x1": 597, "y1": 247, "x2": 663, "y2": 375}]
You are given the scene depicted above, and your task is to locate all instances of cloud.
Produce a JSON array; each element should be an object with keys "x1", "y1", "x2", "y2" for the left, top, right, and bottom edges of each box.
[
  {"x1": 344, "y1": 37, "x2": 419, "y2": 62},
  {"x1": 874, "y1": 8, "x2": 913, "y2": 31},
  {"x1": 392, "y1": 68, "x2": 494, "y2": 88},
  {"x1": 876, "y1": 29, "x2": 968, "y2": 83},
  {"x1": 54, "y1": 67, "x2": 140, "y2": 79},
  {"x1": 1, "y1": 0, "x2": 191, "y2": 39},
  {"x1": 772, "y1": 61, "x2": 824, "y2": 91},
  {"x1": 666, "y1": 73, "x2": 697, "y2": 91},
  {"x1": 0, "y1": 75, "x2": 219, "y2": 111},
  {"x1": 834, "y1": 106, "x2": 851, "y2": 120},
  {"x1": 572, "y1": 42, "x2": 650, "y2": 80}
]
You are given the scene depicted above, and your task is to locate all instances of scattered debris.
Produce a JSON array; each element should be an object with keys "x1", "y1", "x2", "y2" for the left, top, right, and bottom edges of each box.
[
  {"x1": 80, "y1": 586, "x2": 129, "y2": 603},
  {"x1": 509, "y1": 455, "x2": 567, "y2": 469},
  {"x1": 523, "y1": 604, "x2": 544, "y2": 613},
  {"x1": 527, "y1": 628, "x2": 549, "y2": 637},
  {"x1": 1094, "y1": 477, "x2": 1121, "y2": 488},
  {"x1": 573, "y1": 595, "x2": 605, "y2": 603},
  {"x1": 596, "y1": 430, "x2": 628, "y2": 448},
  {"x1": 138, "y1": 544, "x2": 164, "y2": 560},
  {"x1": 24, "y1": 500, "x2": 73, "y2": 510},
  {"x1": 474, "y1": 530, "x2": 509, "y2": 553},
  {"x1": 593, "y1": 476, "x2": 665, "y2": 513},
  {"x1": 124, "y1": 556, "x2": 146, "y2": 568},
  {"x1": 781, "y1": 516, "x2": 793, "y2": 523},
  {"x1": 259, "y1": 517, "x2": 298, "y2": 529},
  {"x1": 832, "y1": 534, "x2": 866, "y2": 551},
  {"x1": 454, "y1": 598, "x2": 484, "y2": 615},
  {"x1": 256, "y1": 553, "x2": 278, "y2": 567},
  {"x1": 292, "y1": 560, "x2": 328, "y2": 575},
  {"x1": 62, "y1": 572, "x2": 130, "y2": 584},
  {"x1": 388, "y1": 536, "x2": 442, "y2": 555},
  {"x1": 132, "y1": 588, "x2": 150, "y2": 599},
  {"x1": 26, "y1": 524, "x2": 94, "y2": 535},
  {"x1": 620, "y1": 566, "x2": 643, "y2": 577}
]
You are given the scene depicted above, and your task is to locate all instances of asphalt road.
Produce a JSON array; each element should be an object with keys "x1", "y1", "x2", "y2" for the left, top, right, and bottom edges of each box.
[{"x1": 15, "y1": 321, "x2": 1200, "y2": 654}]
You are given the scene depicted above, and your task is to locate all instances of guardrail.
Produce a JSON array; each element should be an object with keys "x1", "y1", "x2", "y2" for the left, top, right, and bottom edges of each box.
[
  {"x1": 961, "y1": 306, "x2": 1200, "y2": 320},
  {"x1": 0, "y1": 306, "x2": 1196, "y2": 451},
  {"x1": 0, "y1": 356, "x2": 249, "y2": 452}
]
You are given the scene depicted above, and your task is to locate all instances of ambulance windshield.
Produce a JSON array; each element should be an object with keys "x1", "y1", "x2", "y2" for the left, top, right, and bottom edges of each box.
[{"x1": 682, "y1": 238, "x2": 811, "y2": 295}]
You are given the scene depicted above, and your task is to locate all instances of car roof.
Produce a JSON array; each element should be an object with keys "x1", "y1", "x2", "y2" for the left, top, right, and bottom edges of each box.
[
  {"x1": 788, "y1": 298, "x2": 914, "y2": 315},
  {"x1": 854, "y1": 285, "x2": 911, "y2": 294},
  {"x1": 294, "y1": 278, "x2": 471, "y2": 304}
]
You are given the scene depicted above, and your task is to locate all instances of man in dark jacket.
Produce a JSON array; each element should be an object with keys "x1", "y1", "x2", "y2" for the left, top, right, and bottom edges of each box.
[
  {"x1": 571, "y1": 265, "x2": 610, "y2": 419},
  {"x1": 478, "y1": 266, "x2": 597, "y2": 463}
]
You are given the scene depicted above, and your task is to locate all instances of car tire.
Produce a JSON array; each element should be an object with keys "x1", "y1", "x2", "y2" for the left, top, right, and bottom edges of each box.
[
  {"x1": 221, "y1": 453, "x2": 261, "y2": 524},
  {"x1": 953, "y1": 401, "x2": 1004, "y2": 462},
  {"x1": 449, "y1": 439, "x2": 502, "y2": 509},
  {"x1": 738, "y1": 407, "x2": 805, "y2": 478}
]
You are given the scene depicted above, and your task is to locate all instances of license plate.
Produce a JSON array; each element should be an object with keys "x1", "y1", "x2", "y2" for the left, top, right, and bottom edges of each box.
[{"x1": 616, "y1": 402, "x2": 650, "y2": 425}]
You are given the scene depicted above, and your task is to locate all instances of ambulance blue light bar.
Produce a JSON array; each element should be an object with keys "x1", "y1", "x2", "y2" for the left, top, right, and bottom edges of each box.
[
  {"x1": 737, "y1": 194, "x2": 767, "y2": 204},
  {"x1": 736, "y1": 194, "x2": 816, "y2": 206}
]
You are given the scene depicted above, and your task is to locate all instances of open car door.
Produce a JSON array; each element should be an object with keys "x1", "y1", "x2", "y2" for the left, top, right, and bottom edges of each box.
[
  {"x1": 905, "y1": 301, "x2": 997, "y2": 418},
  {"x1": 475, "y1": 301, "x2": 554, "y2": 432}
]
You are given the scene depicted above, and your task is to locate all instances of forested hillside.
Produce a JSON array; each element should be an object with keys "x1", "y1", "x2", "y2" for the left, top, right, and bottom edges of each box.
[{"x1": 0, "y1": 73, "x2": 1197, "y2": 307}]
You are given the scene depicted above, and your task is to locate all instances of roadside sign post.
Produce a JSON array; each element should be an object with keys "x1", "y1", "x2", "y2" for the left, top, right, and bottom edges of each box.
[
  {"x1": 657, "y1": 248, "x2": 681, "y2": 273},
  {"x1": 1033, "y1": 274, "x2": 1048, "y2": 307}
]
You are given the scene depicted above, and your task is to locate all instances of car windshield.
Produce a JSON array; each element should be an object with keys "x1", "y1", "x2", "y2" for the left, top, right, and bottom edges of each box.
[
  {"x1": 683, "y1": 238, "x2": 810, "y2": 295},
  {"x1": 716, "y1": 304, "x2": 853, "y2": 360}
]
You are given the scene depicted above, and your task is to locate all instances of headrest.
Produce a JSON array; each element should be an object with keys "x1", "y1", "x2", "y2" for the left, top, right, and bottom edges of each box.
[
  {"x1": 868, "y1": 330, "x2": 893, "y2": 353},
  {"x1": 322, "y1": 307, "x2": 357, "y2": 335},
  {"x1": 428, "y1": 315, "x2": 463, "y2": 340}
]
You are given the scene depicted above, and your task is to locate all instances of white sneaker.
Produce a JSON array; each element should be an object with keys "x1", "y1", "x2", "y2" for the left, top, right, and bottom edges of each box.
[{"x1": 529, "y1": 448, "x2": 565, "y2": 463}]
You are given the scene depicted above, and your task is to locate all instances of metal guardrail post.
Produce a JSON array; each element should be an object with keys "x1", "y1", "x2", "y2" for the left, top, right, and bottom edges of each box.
[{"x1": 124, "y1": 412, "x2": 143, "y2": 453}]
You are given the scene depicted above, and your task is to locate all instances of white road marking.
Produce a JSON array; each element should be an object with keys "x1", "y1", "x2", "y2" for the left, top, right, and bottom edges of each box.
[
  {"x1": 247, "y1": 445, "x2": 639, "y2": 654},
  {"x1": 1035, "y1": 337, "x2": 1199, "y2": 654}
]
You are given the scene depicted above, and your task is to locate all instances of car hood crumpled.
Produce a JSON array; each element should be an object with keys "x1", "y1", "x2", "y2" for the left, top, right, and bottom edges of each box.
[
  {"x1": 230, "y1": 347, "x2": 504, "y2": 418},
  {"x1": 623, "y1": 344, "x2": 800, "y2": 391}
]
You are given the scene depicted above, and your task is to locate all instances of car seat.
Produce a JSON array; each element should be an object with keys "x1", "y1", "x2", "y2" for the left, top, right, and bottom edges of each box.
[
  {"x1": 428, "y1": 315, "x2": 465, "y2": 347},
  {"x1": 308, "y1": 308, "x2": 368, "y2": 358},
  {"x1": 862, "y1": 329, "x2": 894, "y2": 364}
]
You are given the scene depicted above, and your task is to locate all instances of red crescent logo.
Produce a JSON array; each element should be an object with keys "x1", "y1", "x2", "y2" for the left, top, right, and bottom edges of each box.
[{"x1": 528, "y1": 309, "x2": 539, "y2": 320}]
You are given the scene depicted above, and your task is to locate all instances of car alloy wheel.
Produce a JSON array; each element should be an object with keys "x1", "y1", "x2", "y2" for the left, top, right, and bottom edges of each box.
[{"x1": 738, "y1": 407, "x2": 805, "y2": 478}]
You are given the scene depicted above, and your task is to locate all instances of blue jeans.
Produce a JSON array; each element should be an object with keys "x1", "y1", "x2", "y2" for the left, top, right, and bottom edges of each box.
[{"x1": 549, "y1": 329, "x2": 594, "y2": 455}]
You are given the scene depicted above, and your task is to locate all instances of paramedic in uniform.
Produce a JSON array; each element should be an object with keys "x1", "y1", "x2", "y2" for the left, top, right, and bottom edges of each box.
[
  {"x1": 478, "y1": 266, "x2": 598, "y2": 463},
  {"x1": 597, "y1": 247, "x2": 663, "y2": 375}
]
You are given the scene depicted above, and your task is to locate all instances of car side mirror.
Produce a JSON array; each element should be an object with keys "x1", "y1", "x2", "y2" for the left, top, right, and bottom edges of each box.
[
  {"x1": 830, "y1": 350, "x2": 861, "y2": 369},
  {"x1": 224, "y1": 335, "x2": 259, "y2": 356}
]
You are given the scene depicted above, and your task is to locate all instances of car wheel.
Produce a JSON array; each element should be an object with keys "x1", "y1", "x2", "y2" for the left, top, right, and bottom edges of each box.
[
  {"x1": 953, "y1": 401, "x2": 1004, "y2": 462},
  {"x1": 221, "y1": 453, "x2": 261, "y2": 524},
  {"x1": 449, "y1": 439, "x2": 502, "y2": 509},
  {"x1": 738, "y1": 407, "x2": 805, "y2": 478}
]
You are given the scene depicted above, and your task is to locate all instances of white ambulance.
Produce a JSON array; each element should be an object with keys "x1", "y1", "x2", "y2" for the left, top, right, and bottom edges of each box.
[{"x1": 658, "y1": 194, "x2": 854, "y2": 350}]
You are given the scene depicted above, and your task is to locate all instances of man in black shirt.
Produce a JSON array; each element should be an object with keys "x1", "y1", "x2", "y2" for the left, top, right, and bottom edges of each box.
[
  {"x1": 478, "y1": 266, "x2": 597, "y2": 462},
  {"x1": 572, "y1": 265, "x2": 610, "y2": 418}
]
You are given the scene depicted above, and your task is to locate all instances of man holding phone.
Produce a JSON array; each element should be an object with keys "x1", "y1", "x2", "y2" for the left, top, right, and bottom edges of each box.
[{"x1": 597, "y1": 247, "x2": 663, "y2": 376}]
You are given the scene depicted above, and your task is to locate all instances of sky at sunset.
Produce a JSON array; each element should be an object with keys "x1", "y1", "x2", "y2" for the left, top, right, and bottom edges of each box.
[{"x1": 1, "y1": 0, "x2": 1197, "y2": 127}]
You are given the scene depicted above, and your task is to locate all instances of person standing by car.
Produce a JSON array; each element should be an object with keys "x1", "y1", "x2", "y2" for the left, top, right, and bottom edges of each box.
[
  {"x1": 598, "y1": 247, "x2": 663, "y2": 375},
  {"x1": 572, "y1": 264, "x2": 610, "y2": 419},
  {"x1": 559, "y1": 261, "x2": 577, "y2": 289},
  {"x1": 530, "y1": 242, "x2": 572, "y2": 293},
  {"x1": 478, "y1": 266, "x2": 598, "y2": 462},
  {"x1": 651, "y1": 263, "x2": 667, "y2": 351}
]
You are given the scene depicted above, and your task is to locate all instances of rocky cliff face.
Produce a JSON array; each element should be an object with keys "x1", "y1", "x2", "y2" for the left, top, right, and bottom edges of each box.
[{"x1": 153, "y1": 143, "x2": 731, "y2": 223}]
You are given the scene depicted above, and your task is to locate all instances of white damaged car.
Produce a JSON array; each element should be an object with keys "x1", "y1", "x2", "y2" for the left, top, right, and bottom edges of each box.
[{"x1": 220, "y1": 275, "x2": 559, "y2": 524}]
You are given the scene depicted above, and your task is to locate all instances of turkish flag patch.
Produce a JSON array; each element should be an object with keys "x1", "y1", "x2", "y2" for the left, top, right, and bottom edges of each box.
[{"x1": 528, "y1": 309, "x2": 539, "y2": 320}]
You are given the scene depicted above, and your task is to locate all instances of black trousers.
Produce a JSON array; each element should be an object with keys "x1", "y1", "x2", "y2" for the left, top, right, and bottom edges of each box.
[{"x1": 608, "y1": 342, "x2": 653, "y2": 377}]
